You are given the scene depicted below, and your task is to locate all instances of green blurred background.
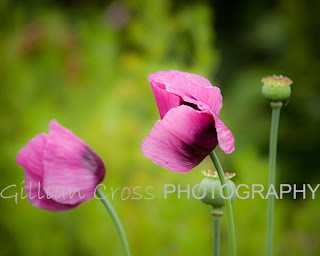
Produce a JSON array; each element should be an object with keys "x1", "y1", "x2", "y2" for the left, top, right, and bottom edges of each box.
[{"x1": 1, "y1": 0, "x2": 320, "y2": 255}]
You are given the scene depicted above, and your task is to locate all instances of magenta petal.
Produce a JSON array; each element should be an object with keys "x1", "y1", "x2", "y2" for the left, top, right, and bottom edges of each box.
[
  {"x1": 149, "y1": 70, "x2": 223, "y2": 115},
  {"x1": 42, "y1": 120, "x2": 105, "y2": 205},
  {"x1": 142, "y1": 105, "x2": 218, "y2": 173},
  {"x1": 150, "y1": 81, "x2": 181, "y2": 119},
  {"x1": 25, "y1": 172, "x2": 79, "y2": 211},
  {"x1": 212, "y1": 114, "x2": 235, "y2": 154},
  {"x1": 16, "y1": 133, "x2": 75, "y2": 210},
  {"x1": 16, "y1": 133, "x2": 47, "y2": 179},
  {"x1": 176, "y1": 71, "x2": 213, "y2": 88}
]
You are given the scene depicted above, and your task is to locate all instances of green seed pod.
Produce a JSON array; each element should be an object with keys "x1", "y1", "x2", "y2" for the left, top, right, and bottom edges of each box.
[
  {"x1": 261, "y1": 75, "x2": 293, "y2": 102},
  {"x1": 198, "y1": 170, "x2": 236, "y2": 211}
]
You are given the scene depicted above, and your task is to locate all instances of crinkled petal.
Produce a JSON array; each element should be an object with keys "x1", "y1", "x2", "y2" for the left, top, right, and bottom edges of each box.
[
  {"x1": 16, "y1": 133, "x2": 75, "y2": 210},
  {"x1": 212, "y1": 113, "x2": 235, "y2": 154},
  {"x1": 16, "y1": 133, "x2": 47, "y2": 179},
  {"x1": 149, "y1": 70, "x2": 223, "y2": 115},
  {"x1": 142, "y1": 105, "x2": 218, "y2": 173},
  {"x1": 25, "y1": 172, "x2": 79, "y2": 211},
  {"x1": 150, "y1": 82, "x2": 181, "y2": 119},
  {"x1": 177, "y1": 71, "x2": 213, "y2": 88},
  {"x1": 43, "y1": 120, "x2": 105, "y2": 205}
]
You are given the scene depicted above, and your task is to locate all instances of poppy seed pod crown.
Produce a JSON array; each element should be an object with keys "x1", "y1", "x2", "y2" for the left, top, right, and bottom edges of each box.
[{"x1": 261, "y1": 75, "x2": 293, "y2": 102}]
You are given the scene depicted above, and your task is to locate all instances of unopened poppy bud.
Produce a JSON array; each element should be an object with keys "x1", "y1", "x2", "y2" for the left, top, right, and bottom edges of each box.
[
  {"x1": 198, "y1": 170, "x2": 236, "y2": 213},
  {"x1": 261, "y1": 75, "x2": 293, "y2": 102}
]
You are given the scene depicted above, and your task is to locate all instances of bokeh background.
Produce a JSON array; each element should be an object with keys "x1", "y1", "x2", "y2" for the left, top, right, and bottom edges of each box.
[{"x1": 1, "y1": 0, "x2": 320, "y2": 255}]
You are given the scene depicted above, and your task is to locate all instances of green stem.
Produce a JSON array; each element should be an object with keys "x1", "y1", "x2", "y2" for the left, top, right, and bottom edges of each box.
[
  {"x1": 213, "y1": 215, "x2": 222, "y2": 256},
  {"x1": 96, "y1": 188, "x2": 131, "y2": 256},
  {"x1": 266, "y1": 102, "x2": 282, "y2": 256},
  {"x1": 210, "y1": 151, "x2": 237, "y2": 256}
]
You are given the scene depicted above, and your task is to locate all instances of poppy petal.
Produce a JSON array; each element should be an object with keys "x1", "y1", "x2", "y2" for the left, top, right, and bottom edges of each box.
[
  {"x1": 25, "y1": 172, "x2": 79, "y2": 211},
  {"x1": 212, "y1": 114, "x2": 235, "y2": 154},
  {"x1": 16, "y1": 133, "x2": 75, "y2": 210},
  {"x1": 149, "y1": 70, "x2": 223, "y2": 115},
  {"x1": 16, "y1": 133, "x2": 47, "y2": 179},
  {"x1": 42, "y1": 120, "x2": 105, "y2": 205},
  {"x1": 142, "y1": 105, "x2": 218, "y2": 173},
  {"x1": 150, "y1": 82, "x2": 181, "y2": 119}
]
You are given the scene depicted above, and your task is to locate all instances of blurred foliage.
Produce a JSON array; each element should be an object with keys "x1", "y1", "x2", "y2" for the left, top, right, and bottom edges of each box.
[{"x1": 0, "y1": 0, "x2": 319, "y2": 255}]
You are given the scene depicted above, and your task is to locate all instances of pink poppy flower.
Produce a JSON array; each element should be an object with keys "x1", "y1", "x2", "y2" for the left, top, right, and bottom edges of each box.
[
  {"x1": 142, "y1": 70, "x2": 235, "y2": 173},
  {"x1": 16, "y1": 120, "x2": 105, "y2": 211}
]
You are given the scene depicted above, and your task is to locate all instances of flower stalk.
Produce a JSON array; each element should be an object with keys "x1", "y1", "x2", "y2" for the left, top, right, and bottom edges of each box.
[
  {"x1": 96, "y1": 188, "x2": 131, "y2": 256},
  {"x1": 212, "y1": 210, "x2": 223, "y2": 256},
  {"x1": 210, "y1": 151, "x2": 237, "y2": 256},
  {"x1": 265, "y1": 101, "x2": 283, "y2": 256}
]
